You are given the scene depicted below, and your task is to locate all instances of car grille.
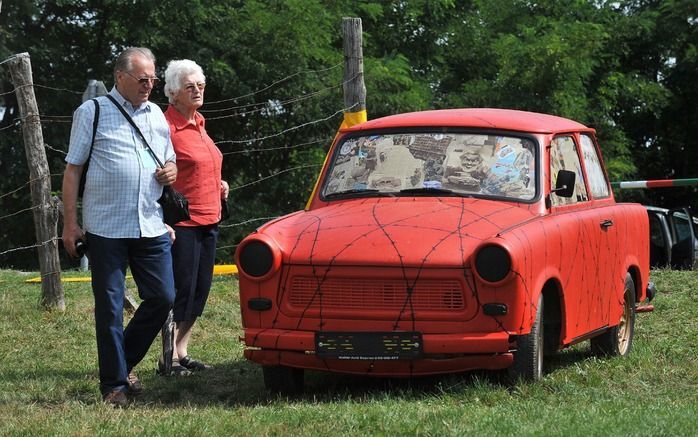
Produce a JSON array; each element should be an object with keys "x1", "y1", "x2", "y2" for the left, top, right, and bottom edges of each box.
[{"x1": 288, "y1": 276, "x2": 465, "y2": 311}]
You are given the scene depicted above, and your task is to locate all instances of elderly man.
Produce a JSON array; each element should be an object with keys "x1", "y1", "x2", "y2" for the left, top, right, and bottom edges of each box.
[{"x1": 62, "y1": 47, "x2": 178, "y2": 407}]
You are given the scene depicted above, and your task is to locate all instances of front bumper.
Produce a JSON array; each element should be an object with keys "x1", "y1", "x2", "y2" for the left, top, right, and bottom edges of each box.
[{"x1": 242, "y1": 328, "x2": 514, "y2": 376}]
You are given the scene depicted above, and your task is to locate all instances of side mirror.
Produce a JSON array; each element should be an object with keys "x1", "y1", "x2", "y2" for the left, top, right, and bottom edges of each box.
[{"x1": 552, "y1": 170, "x2": 575, "y2": 198}]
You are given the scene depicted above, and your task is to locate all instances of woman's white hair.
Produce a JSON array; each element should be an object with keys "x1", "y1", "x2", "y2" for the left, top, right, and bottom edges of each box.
[{"x1": 163, "y1": 59, "x2": 206, "y2": 104}]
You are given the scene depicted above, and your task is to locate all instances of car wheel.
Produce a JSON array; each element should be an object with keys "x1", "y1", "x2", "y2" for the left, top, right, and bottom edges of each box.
[
  {"x1": 509, "y1": 294, "x2": 544, "y2": 382},
  {"x1": 591, "y1": 273, "x2": 635, "y2": 357},
  {"x1": 262, "y1": 365, "x2": 304, "y2": 395}
]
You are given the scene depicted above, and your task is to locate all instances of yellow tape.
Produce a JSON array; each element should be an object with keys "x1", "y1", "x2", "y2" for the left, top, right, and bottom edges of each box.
[
  {"x1": 339, "y1": 110, "x2": 367, "y2": 129},
  {"x1": 25, "y1": 264, "x2": 239, "y2": 283},
  {"x1": 305, "y1": 110, "x2": 368, "y2": 210}
]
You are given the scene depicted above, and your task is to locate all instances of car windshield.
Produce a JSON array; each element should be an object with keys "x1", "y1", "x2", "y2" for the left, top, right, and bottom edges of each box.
[{"x1": 321, "y1": 132, "x2": 537, "y2": 201}]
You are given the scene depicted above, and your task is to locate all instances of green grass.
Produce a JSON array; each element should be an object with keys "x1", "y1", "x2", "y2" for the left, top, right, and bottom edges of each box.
[{"x1": 1, "y1": 269, "x2": 697, "y2": 436}]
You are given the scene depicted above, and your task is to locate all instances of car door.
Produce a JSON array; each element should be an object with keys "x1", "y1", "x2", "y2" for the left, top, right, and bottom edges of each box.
[
  {"x1": 647, "y1": 210, "x2": 671, "y2": 268},
  {"x1": 549, "y1": 134, "x2": 603, "y2": 339},
  {"x1": 668, "y1": 208, "x2": 696, "y2": 269}
]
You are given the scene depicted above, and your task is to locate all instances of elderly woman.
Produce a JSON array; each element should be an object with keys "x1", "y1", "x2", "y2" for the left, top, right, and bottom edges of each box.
[{"x1": 161, "y1": 59, "x2": 228, "y2": 374}]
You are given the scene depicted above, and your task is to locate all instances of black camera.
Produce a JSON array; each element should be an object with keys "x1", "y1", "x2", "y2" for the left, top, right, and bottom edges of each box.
[{"x1": 75, "y1": 239, "x2": 88, "y2": 257}]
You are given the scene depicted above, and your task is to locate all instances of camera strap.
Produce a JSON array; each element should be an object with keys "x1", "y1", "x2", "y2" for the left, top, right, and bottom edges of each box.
[{"x1": 105, "y1": 94, "x2": 165, "y2": 168}]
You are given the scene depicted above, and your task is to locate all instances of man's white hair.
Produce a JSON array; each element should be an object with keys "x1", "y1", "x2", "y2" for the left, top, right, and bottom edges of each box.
[{"x1": 164, "y1": 59, "x2": 206, "y2": 104}]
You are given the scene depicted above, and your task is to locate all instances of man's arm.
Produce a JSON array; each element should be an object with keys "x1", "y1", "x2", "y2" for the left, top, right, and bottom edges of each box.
[{"x1": 62, "y1": 163, "x2": 84, "y2": 258}]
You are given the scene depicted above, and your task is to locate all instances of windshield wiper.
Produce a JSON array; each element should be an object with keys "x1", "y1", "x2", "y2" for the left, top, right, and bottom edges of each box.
[
  {"x1": 399, "y1": 187, "x2": 458, "y2": 196},
  {"x1": 324, "y1": 188, "x2": 382, "y2": 198}
]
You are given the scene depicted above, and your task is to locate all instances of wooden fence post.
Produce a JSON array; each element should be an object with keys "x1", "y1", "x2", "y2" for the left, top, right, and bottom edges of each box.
[
  {"x1": 7, "y1": 52, "x2": 64, "y2": 310},
  {"x1": 342, "y1": 17, "x2": 366, "y2": 113}
]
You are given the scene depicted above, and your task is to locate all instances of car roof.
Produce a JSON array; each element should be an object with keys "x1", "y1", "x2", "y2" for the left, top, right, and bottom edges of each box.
[{"x1": 343, "y1": 108, "x2": 592, "y2": 135}]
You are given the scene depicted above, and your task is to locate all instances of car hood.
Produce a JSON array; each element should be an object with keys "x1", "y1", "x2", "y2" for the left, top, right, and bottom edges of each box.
[{"x1": 257, "y1": 197, "x2": 540, "y2": 268}]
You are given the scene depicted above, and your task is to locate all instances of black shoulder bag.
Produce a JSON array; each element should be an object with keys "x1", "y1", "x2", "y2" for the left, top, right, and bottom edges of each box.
[
  {"x1": 105, "y1": 95, "x2": 190, "y2": 225},
  {"x1": 77, "y1": 98, "x2": 100, "y2": 198}
]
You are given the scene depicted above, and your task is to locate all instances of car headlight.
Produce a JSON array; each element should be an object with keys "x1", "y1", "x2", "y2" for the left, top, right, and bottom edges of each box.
[
  {"x1": 474, "y1": 244, "x2": 512, "y2": 283},
  {"x1": 236, "y1": 236, "x2": 281, "y2": 280}
]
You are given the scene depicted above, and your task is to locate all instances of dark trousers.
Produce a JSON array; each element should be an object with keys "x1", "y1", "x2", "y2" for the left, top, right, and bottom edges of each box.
[
  {"x1": 87, "y1": 232, "x2": 175, "y2": 395},
  {"x1": 172, "y1": 224, "x2": 218, "y2": 322}
]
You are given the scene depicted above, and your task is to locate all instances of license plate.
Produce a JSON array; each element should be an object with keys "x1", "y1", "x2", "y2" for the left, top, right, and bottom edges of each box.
[{"x1": 315, "y1": 331, "x2": 423, "y2": 360}]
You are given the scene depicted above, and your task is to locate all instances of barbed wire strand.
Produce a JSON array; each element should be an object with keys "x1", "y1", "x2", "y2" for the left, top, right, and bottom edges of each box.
[
  {"x1": 0, "y1": 121, "x2": 20, "y2": 132},
  {"x1": 0, "y1": 204, "x2": 42, "y2": 222},
  {"x1": 219, "y1": 216, "x2": 280, "y2": 228},
  {"x1": 200, "y1": 72, "x2": 358, "y2": 115},
  {"x1": 44, "y1": 143, "x2": 68, "y2": 155},
  {"x1": 201, "y1": 83, "x2": 342, "y2": 116},
  {"x1": 222, "y1": 137, "x2": 331, "y2": 156},
  {"x1": 32, "y1": 83, "x2": 84, "y2": 95},
  {"x1": 216, "y1": 104, "x2": 355, "y2": 145},
  {"x1": 1, "y1": 78, "x2": 351, "y2": 128},
  {"x1": 1, "y1": 62, "x2": 341, "y2": 103},
  {"x1": 205, "y1": 62, "x2": 342, "y2": 105},
  {"x1": 230, "y1": 163, "x2": 322, "y2": 192},
  {"x1": 215, "y1": 244, "x2": 240, "y2": 252},
  {"x1": 0, "y1": 237, "x2": 60, "y2": 257},
  {"x1": 0, "y1": 173, "x2": 63, "y2": 200}
]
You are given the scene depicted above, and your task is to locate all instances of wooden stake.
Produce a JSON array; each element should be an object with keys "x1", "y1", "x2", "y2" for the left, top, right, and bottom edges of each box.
[
  {"x1": 8, "y1": 52, "x2": 64, "y2": 310},
  {"x1": 342, "y1": 17, "x2": 366, "y2": 113}
]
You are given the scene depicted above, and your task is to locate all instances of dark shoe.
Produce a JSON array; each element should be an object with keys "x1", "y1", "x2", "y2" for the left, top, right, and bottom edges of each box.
[
  {"x1": 127, "y1": 370, "x2": 142, "y2": 394},
  {"x1": 180, "y1": 355, "x2": 213, "y2": 371},
  {"x1": 157, "y1": 359, "x2": 192, "y2": 376},
  {"x1": 103, "y1": 389, "x2": 128, "y2": 407}
]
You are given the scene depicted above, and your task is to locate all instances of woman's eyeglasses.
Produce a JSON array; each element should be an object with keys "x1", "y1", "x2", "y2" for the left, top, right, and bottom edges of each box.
[
  {"x1": 123, "y1": 70, "x2": 160, "y2": 86},
  {"x1": 185, "y1": 83, "x2": 206, "y2": 92}
]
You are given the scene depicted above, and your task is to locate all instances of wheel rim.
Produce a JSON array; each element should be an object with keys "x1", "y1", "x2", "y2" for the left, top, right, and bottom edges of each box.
[{"x1": 616, "y1": 291, "x2": 632, "y2": 355}]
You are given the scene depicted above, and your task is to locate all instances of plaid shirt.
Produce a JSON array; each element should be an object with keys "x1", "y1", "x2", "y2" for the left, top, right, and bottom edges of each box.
[{"x1": 66, "y1": 87, "x2": 175, "y2": 238}]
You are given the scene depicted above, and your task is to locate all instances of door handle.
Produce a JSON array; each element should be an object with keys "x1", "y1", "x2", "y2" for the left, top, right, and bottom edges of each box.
[{"x1": 600, "y1": 219, "x2": 614, "y2": 228}]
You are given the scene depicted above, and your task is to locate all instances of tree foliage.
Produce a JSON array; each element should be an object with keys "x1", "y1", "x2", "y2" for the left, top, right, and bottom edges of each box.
[{"x1": 0, "y1": 0, "x2": 696, "y2": 268}]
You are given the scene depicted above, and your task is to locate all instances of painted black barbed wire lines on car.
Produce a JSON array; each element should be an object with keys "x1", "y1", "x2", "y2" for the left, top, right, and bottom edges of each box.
[
  {"x1": 506, "y1": 226, "x2": 539, "y2": 332},
  {"x1": 356, "y1": 198, "x2": 514, "y2": 375},
  {"x1": 385, "y1": 199, "x2": 529, "y2": 334},
  {"x1": 246, "y1": 197, "x2": 533, "y2": 377}
]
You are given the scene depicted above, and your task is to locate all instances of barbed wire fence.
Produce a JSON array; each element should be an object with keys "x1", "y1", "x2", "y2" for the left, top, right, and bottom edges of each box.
[
  {"x1": 0, "y1": 18, "x2": 367, "y2": 310},
  {"x1": 0, "y1": 65, "x2": 353, "y2": 255}
]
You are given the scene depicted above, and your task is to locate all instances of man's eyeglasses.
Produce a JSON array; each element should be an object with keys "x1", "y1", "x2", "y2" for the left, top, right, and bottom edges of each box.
[
  {"x1": 123, "y1": 70, "x2": 160, "y2": 86},
  {"x1": 184, "y1": 82, "x2": 206, "y2": 92}
]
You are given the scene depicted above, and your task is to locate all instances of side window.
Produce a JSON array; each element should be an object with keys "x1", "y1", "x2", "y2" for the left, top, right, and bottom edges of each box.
[
  {"x1": 580, "y1": 134, "x2": 610, "y2": 198},
  {"x1": 549, "y1": 136, "x2": 588, "y2": 206}
]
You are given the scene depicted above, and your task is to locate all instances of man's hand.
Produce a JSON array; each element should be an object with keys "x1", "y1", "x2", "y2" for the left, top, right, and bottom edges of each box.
[
  {"x1": 156, "y1": 161, "x2": 178, "y2": 185},
  {"x1": 221, "y1": 180, "x2": 229, "y2": 199},
  {"x1": 62, "y1": 223, "x2": 85, "y2": 258}
]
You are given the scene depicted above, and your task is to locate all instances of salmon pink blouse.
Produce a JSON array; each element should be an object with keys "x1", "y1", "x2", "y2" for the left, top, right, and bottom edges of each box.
[{"x1": 165, "y1": 105, "x2": 223, "y2": 226}]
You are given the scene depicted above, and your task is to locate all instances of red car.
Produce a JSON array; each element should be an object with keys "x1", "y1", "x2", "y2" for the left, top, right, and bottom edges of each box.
[{"x1": 235, "y1": 108, "x2": 654, "y2": 393}]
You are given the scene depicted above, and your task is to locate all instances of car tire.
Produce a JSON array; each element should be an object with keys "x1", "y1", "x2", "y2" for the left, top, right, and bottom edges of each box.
[
  {"x1": 591, "y1": 273, "x2": 635, "y2": 357},
  {"x1": 262, "y1": 365, "x2": 304, "y2": 395},
  {"x1": 509, "y1": 294, "x2": 544, "y2": 382}
]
